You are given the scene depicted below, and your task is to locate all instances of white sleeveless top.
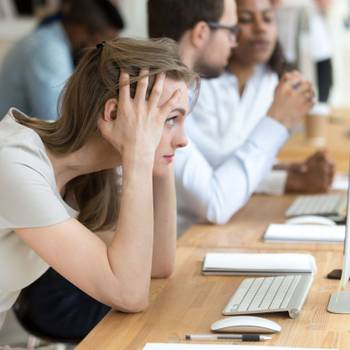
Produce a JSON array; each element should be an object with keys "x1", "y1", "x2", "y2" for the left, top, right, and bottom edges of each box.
[{"x1": 0, "y1": 109, "x2": 76, "y2": 329}]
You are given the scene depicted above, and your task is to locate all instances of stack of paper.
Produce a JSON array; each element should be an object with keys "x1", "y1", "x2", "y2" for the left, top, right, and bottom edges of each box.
[
  {"x1": 143, "y1": 343, "x2": 337, "y2": 350},
  {"x1": 264, "y1": 224, "x2": 345, "y2": 243},
  {"x1": 202, "y1": 252, "x2": 317, "y2": 275}
]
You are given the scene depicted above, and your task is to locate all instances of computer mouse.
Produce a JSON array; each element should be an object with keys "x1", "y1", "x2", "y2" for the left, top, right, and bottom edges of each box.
[
  {"x1": 286, "y1": 215, "x2": 336, "y2": 226},
  {"x1": 210, "y1": 316, "x2": 281, "y2": 334}
]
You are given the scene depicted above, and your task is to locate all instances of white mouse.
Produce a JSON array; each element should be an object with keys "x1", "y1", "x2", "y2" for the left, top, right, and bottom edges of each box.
[
  {"x1": 286, "y1": 215, "x2": 336, "y2": 226},
  {"x1": 210, "y1": 316, "x2": 281, "y2": 334}
]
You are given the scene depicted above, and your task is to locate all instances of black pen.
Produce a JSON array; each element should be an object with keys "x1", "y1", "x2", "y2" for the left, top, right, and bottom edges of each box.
[{"x1": 185, "y1": 334, "x2": 271, "y2": 342}]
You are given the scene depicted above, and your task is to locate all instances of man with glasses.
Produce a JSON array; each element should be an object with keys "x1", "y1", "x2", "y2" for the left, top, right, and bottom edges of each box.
[{"x1": 148, "y1": 0, "x2": 239, "y2": 78}]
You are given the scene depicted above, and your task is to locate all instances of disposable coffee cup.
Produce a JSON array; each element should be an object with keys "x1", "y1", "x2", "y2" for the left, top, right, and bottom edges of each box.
[{"x1": 305, "y1": 103, "x2": 330, "y2": 146}]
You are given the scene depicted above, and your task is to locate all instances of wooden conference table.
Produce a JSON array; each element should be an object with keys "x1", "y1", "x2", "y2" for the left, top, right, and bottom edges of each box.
[{"x1": 76, "y1": 111, "x2": 350, "y2": 350}]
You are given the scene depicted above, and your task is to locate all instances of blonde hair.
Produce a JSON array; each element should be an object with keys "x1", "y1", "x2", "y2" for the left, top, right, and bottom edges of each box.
[{"x1": 15, "y1": 37, "x2": 198, "y2": 231}]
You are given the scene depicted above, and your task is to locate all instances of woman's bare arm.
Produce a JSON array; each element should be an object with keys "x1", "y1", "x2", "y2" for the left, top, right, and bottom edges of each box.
[
  {"x1": 16, "y1": 159, "x2": 154, "y2": 312},
  {"x1": 151, "y1": 170, "x2": 177, "y2": 278}
]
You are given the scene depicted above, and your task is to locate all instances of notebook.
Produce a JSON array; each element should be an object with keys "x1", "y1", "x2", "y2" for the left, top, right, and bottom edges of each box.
[
  {"x1": 143, "y1": 344, "x2": 337, "y2": 350},
  {"x1": 264, "y1": 224, "x2": 345, "y2": 243},
  {"x1": 202, "y1": 252, "x2": 317, "y2": 276}
]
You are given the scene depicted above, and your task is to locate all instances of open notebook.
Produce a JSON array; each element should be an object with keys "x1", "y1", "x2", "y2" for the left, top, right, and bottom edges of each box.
[{"x1": 202, "y1": 252, "x2": 317, "y2": 276}]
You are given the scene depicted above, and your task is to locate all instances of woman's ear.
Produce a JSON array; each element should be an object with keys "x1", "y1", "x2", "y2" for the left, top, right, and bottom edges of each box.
[{"x1": 102, "y1": 98, "x2": 118, "y2": 122}]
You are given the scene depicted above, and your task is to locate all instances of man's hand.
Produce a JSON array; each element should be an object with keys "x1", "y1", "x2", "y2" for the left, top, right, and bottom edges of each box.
[{"x1": 285, "y1": 151, "x2": 335, "y2": 193}]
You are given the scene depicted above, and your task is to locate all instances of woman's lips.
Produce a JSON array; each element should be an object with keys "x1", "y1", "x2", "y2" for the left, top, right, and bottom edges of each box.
[
  {"x1": 250, "y1": 39, "x2": 270, "y2": 50},
  {"x1": 163, "y1": 155, "x2": 174, "y2": 163}
]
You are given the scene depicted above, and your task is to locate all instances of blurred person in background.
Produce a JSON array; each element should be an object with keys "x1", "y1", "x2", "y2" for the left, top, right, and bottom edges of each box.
[
  {"x1": 148, "y1": 0, "x2": 238, "y2": 79},
  {"x1": 311, "y1": 0, "x2": 333, "y2": 103},
  {"x1": 171, "y1": 0, "x2": 334, "y2": 234},
  {"x1": 0, "y1": 0, "x2": 124, "y2": 120},
  {"x1": 12, "y1": 0, "x2": 58, "y2": 16},
  {"x1": 274, "y1": 0, "x2": 333, "y2": 103}
]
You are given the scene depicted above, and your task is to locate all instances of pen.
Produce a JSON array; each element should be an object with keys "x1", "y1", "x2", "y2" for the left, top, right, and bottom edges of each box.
[{"x1": 185, "y1": 334, "x2": 272, "y2": 342}]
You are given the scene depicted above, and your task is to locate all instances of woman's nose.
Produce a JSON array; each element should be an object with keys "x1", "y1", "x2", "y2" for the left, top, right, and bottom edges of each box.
[{"x1": 174, "y1": 129, "x2": 188, "y2": 149}]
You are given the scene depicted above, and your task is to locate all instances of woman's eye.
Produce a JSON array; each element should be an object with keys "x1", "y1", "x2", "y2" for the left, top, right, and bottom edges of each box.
[
  {"x1": 238, "y1": 16, "x2": 252, "y2": 24},
  {"x1": 165, "y1": 116, "x2": 177, "y2": 127},
  {"x1": 264, "y1": 15, "x2": 273, "y2": 23}
]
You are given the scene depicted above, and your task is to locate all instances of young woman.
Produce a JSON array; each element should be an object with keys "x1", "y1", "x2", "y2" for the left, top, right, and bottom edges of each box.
[
  {"x1": 0, "y1": 37, "x2": 197, "y2": 334},
  {"x1": 226, "y1": 0, "x2": 334, "y2": 192},
  {"x1": 175, "y1": 0, "x2": 334, "y2": 234}
]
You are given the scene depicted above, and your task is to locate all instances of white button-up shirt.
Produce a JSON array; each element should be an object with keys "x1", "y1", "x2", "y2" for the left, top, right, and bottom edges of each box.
[{"x1": 175, "y1": 65, "x2": 289, "y2": 234}]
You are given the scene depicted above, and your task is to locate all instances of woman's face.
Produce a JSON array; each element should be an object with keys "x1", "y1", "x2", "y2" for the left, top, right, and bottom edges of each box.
[
  {"x1": 233, "y1": 0, "x2": 278, "y2": 65},
  {"x1": 153, "y1": 77, "x2": 189, "y2": 177}
]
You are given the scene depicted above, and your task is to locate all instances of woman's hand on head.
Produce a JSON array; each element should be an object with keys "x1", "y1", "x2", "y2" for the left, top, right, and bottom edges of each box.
[
  {"x1": 98, "y1": 70, "x2": 180, "y2": 165},
  {"x1": 267, "y1": 71, "x2": 315, "y2": 131}
]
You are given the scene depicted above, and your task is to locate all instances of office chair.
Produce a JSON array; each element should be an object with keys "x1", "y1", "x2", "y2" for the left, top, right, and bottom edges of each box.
[{"x1": 13, "y1": 294, "x2": 81, "y2": 350}]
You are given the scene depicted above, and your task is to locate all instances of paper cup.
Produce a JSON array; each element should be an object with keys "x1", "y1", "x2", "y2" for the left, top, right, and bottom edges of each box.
[{"x1": 305, "y1": 103, "x2": 330, "y2": 146}]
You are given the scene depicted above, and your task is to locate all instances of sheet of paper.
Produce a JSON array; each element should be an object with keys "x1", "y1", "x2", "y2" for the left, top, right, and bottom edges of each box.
[
  {"x1": 332, "y1": 173, "x2": 348, "y2": 191},
  {"x1": 143, "y1": 343, "x2": 337, "y2": 350},
  {"x1": 264, "y1": 224, "x2": 345, "y2": 243},
  {"x1": 203, "y1": 252, "x2": 316, "y2": 274}
]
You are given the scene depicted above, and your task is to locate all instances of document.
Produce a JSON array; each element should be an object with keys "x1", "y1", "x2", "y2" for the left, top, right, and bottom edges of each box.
[
  {"x1": 143, "y1": 343, "x2": 337, "y2": 350},
  {"x1": 202, "y1": 252, "x2": 317, "y2": 275},
  {"x1": 264, "y1": 224, "x2": 345, "y2": 243},
  {"x1": 332, "y1": 173, "x2": 348, "y2": 191}
]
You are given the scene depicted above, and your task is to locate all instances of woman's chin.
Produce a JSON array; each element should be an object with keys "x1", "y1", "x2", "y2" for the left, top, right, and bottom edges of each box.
[{"x1": 153, "y1": 163, "x2": 172, "y2": 177}]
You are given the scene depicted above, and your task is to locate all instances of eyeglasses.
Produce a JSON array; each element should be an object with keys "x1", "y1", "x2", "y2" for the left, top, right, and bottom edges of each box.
[{"x1": 206, "y1": 21, "x2": 240, "y2": 39}]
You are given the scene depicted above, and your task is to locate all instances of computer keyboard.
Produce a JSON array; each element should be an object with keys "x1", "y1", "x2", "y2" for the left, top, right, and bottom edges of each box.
[
  {"x1": 286, "y1": 194, "x2": 346, "y2": 219},
  {"x1": 223, "y1": 274, "x2": 313, "y2": 319}
]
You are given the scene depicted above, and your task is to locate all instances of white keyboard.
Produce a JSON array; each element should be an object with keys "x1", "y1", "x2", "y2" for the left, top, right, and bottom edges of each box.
[
  {"x1": 223, "y1": 274, "x2": 313, "y2": 319},
  {"x1": 286, "y1": 194, "x2": 346, "y2": 218}
]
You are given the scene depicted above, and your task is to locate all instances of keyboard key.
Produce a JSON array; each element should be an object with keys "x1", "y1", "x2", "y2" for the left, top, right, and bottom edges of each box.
[
  {"x1": 237, "y1": 278, "x2": 264, "y2": 312},
  {"x1": 269, "y1": 275, "x2": 295, "y2": 310},
  {"x1": 248, "y1": 277, "x2": 273, "y2": 311},
  {"x1": 280, "y1": 275, "x2": 301, "y2": 309},
  {"x1": 224, "y1": 278, "x2": 254, "y2": 313},
  {"x1": 259, "y1": 276, "x2": 284, "y2": 310}
]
